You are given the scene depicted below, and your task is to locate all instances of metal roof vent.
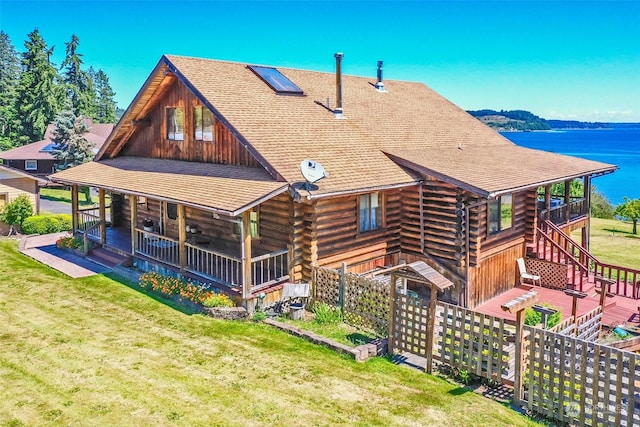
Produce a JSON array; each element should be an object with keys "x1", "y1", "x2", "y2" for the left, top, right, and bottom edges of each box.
[
  {"x1": 374, "y1": 60, "x2": 385, "y2": 92},
  {"x1": 334, "y1": 52, "x2": 344, "y2": 119}
]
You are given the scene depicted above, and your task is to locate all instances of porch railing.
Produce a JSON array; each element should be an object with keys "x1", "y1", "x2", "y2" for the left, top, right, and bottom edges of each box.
[
  {"x1": 135, "y1": 229, "x2": 180, "y2": 267},
  {"x1": 78, "y1": 208, "x2": 101, "y2": 231},
  {"x1": 251, "y1": 248, "x2": 289, "y2": 289},
  {"x1": 185, "y1": 243, "x2": 241, "y2": 286},
  {"x1": 538, "y1": 197, "x2": 588, "y2": 225}
]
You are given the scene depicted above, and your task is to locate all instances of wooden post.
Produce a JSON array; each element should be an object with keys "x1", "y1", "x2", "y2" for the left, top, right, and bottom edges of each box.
[
  {"x1": 178, "y1": 204, "x2": 186, "y2": 274},
  {"x1": 564, "y1": 289, "x2": 587, "y2": 336},
  {"x1": 71, "y1": 184, "x2": 79, "y2": 232},
  {"x1": 98, "y1": 188, "x2": 106, "y2": 244},
  {"x1": 584, "y1": 176, "x2": 591, "y2": 251},
  {"x1": 544, "y1": 184, "x2": 551, "y2": 222},
  {"x1": 425, "y1": 284, "x2": 437, "y2": 374},
  {"x1": 241, "y1": 210, "x2": 252, "y2": 299},
  {"x1": 501, "y1": 290, "x2": 538, "y2": 408},
  {"x1": 388, "y1": 274, "x2": 397, "y2": 355},
  {"x1": 338, "y1": 262, "x2": 347, "y2": 316},
  {"x1": 129, "y1": 195, "x2": 137, "y2": 255},
  {"x1": 564, "y1": 180, "x2": 571, "y2": 223}
]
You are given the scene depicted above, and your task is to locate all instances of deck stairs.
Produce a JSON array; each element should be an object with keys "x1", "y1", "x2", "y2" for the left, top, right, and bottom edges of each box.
[
  {"x1": 533, "y1": 220, "x2": 640, "y2": 299},
  {"x1": 87, "y1": 246, "x2": 132, "y2": 269}
]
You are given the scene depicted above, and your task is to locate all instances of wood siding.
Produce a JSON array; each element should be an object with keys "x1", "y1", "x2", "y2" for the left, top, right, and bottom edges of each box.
[
  {"x1": 120, "y1": 78, "x2": 259, "y2": 166},
  {"x1": 0, "y1": 177, "x2": 39, "y2": 212},
  {"x1": 3, "y1": 159, "x2": 57, "y2": 177}
]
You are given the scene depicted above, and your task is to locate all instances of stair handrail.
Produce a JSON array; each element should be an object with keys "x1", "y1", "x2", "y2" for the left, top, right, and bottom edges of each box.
[
  {"x1": 535, "y1": 226, "x2": 590, "y2": 290},
  {"x1": 82, "y1": 219, "x2": 106, "y2": 256},
  {"x1": 543, "y1": 220, "x2": 599, "y2": 272}
]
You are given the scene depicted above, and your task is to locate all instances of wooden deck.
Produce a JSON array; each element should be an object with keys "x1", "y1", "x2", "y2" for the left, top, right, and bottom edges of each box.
[{"x1": 474, "y1": 283, "x2": 640, "y2": 327}]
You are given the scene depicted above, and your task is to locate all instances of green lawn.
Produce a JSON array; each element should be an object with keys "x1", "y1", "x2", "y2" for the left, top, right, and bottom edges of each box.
[
  {"x1": 0, "y1": 239, "x2": 540, "y2": 426},
  {"x1": 40, "y1": 187, "x2": 110, "y2": 207},
  {"x1": 572, "y1": 218, "x2": 640, "y2": 269}
]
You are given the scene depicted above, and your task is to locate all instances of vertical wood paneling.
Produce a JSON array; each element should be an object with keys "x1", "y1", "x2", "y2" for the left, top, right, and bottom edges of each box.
[{"x1": 120, "y1": 78, "x2": 258, "y2": 166}]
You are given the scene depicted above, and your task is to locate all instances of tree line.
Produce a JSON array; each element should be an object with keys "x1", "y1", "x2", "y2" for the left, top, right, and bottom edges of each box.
[{"x1": 0, "y1": 29, "x2": 118, "y2": 151}]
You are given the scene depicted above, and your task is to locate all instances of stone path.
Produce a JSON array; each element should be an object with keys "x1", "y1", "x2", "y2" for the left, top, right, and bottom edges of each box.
[{"x1": 19, "y1": 233, "x2": 110, "y2": 278}]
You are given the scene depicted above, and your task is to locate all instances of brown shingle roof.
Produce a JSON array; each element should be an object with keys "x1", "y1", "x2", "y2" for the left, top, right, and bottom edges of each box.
[
  {"x1": 92, "y1": 54, "x2": 616, "y2": 199},
  {"x1": 1, "y1": 120, "x2": 113, "y2": 161},
  {"x1": 51, "y1": 157, "x2": 287, "y2": 215}
]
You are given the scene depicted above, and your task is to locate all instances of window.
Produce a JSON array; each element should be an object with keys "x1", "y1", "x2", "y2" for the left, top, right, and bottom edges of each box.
[
  {"x1": 194, "y1": 106, "x2": 214, "y2": 141},
  {"x1": 247, "y1": 65, "x2": 304, "y2": 95},
  {"x1": 359, "y1": 192, "x2": 382, "y2": 232},
  {"x1": 488, "y1": 194, "x2": 513, "y2": 235},
  {"x1": 167, "y1": 203, "x2": 178, "y2": 220},
  {"x1": 166, "y1": 107, "x2": 184, "y2": 140},
  {"x1": 0, "y1": 193, "x2": 7, "y2": 209},
  {"x1": 25, "y1": 160, "x2": 37, "y2": 171},
  {"x1": 235, "y1": 210, "x2": 259, "y2": 238}
]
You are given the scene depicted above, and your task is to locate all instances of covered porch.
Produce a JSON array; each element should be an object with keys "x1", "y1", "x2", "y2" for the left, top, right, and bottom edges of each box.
[{"x1": 53, "y1": 157, "x2": 291, "y2": 299}]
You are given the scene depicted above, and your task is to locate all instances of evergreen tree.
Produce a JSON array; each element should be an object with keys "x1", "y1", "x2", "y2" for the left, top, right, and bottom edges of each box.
[
  {"x1": 15, "y1": 28, "x2": 62, "y2": 144},
  {"x1": 61, "y1": 34, "x2": 96, "y2": 119},
  {"x1": 0, "y1": 31, "x2": 21, "y2": 150},
  {"x1": 92, "y1": 68, "x2": 117, "y2": 123}
]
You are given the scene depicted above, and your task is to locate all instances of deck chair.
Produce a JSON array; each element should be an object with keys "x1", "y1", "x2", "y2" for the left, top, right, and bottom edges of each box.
[{"x1": 517, "y1": 258, "x2": 541, "y2": 287}]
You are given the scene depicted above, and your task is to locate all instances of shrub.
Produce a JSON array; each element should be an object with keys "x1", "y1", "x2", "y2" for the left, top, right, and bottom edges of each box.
[
  {"x1": 22, "y1": 214, "x2": 73, "y2": 235},
  {"x1": 202, "y1": 293, "x2": 235, "y2": 308},
  {"x1": 0, "y1": 194, "x2": 34, "y2": 231},
  {"x1": 138, "y1": 271, "x2": 222, "y2": 306},
  {"x1": 311, "y1": 302, "x2": 342, "y2": 324}
]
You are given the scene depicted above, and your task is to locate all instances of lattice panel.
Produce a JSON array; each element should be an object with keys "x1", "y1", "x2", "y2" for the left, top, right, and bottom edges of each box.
[
  {"x1": 434, "y1": 302, "x2": 516, "y2": 383},
  {"x1": 526, "y1": 258, "x2": 568, "y2": 289},
  {"x1": 313, "y1": 267, "x2": 341, "y2": 305},
  {"x1": 524, "y1": 326, "x2": 640, "y2": 426},
  {"x1": 391, "y1": 293, "x2": 430, "y2": 355},
  {"x1": 342, "y1": 272, "x2": 390, "y2": 335}
]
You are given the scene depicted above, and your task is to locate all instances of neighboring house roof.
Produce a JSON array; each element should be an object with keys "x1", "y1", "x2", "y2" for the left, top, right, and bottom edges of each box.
[
  {"x1": 0, "y1": 119, "x2": 114, "y2": 161},
  {"x1": 69, "y1": 54, "x2": 615, "y2": 205},
  {"x1": 0, "y1": 164, "x2": 48, "y2": 184},
  {"x1": 52, "y1": 157, "x2": 288, "y2": 216}
]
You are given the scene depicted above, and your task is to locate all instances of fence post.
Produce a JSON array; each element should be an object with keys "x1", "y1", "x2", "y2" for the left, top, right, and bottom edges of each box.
[
  {"x1": 388, "y1": 274, "x2": 396, "y2": 355},
  {"x1": 338, "y1": 262, "x2": 347, "y2": 318},
  {"x1": 424, "y1": 287, "x2": 437, "y2": 374}
]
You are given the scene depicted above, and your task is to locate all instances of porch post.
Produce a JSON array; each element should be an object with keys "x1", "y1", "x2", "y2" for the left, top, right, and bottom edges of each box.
[
  {"x1": 129, "y1": 195, "x2": 137, "y2": 255},
  {"x1": 584, "y1": 176, "x2": 591, "y2": 250},
  {"x1": 178, "y1": 204, "x2": 186, "y2": 274},
  {"x1": 99, "y1": 189, "x2": 106, "y2": 244},
  {"x1": 544, "y1": 184, "x2": 551, "y2": 223},
  {"x1": 564, "y1": 180, "x2": 571, "y2": 223},
  {"x1": 71, "y1": 184, "x2": 79, "y2": 232},
  {"x1": 242, "y1": 210, "x2": 252, "y2": 299}
]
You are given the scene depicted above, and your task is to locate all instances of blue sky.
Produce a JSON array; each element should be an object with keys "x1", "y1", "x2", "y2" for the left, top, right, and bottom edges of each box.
[{"x1": 1, "y1": 0, "x2": 639, "y2": 122}]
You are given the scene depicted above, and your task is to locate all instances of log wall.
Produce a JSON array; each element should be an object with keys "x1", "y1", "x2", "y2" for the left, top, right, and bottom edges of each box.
[{"x1": 121, "y1": 78, "x2": 259, "y2": 166}]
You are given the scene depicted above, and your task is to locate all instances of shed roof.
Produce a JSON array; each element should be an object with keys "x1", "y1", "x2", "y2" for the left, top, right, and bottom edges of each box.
[
  {"x1": 377, "y1": 261, "x2": 454, "y2": 291},
  {"x1": 51, "y1": 157, "x2": 288, "y2": 216}
]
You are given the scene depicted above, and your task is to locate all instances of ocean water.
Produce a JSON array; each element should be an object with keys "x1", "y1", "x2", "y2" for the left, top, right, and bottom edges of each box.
[{"x1": 502, "y1": 129, "x2": 640, "y2": 206}]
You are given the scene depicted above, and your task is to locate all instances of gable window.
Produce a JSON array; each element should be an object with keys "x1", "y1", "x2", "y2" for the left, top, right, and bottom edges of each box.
[
  {"x1": 235, "y1": 210, "x2": 259, "y2": 239},
  {"x1": 166, "y1": 107, "x2": 184, "y2": 141},
  {"x1": 488, "y1": 194, "x2": 513, "y2": 235},
  {"x1": 359, "y1": 192, "x2": 383, "y2": 232},
  {"x1": 194, "y1": 106, "x2": 214, "y2": 141},
  {"x1": 25, "y1": 160, "x2": 37, "y2": 171}
]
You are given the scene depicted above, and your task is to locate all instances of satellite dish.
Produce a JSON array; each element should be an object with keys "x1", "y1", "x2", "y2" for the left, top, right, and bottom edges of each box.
[{"x1": 300, "y1": 159, "x2": 328, "y2": 189}]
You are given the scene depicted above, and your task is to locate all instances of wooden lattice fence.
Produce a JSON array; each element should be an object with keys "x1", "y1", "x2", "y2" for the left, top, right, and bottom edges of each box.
[
  {"x1": 390, "y1": 293, "x2": 430, "y2": 356},
  {"x1": 313, "y1": 266, "x2": 390, "y2": 335},
  {"x1": 524, "y1": 326, "x2": 640, "y2": 426},
  {"x1": 434, "y1": 302, "x2": 517, "y2": 385},
  {"x1": 550, "y1": 306, "x2": 602, "y2": 342}
]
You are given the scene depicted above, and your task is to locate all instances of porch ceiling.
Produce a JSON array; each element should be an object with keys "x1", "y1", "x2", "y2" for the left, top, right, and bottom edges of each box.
[
  {"x1": 49, "y1": 156, "x2": 288, "y2": 216},
  {"x1": 385, "y1": 144, "x2": 617, "y2": 198}
]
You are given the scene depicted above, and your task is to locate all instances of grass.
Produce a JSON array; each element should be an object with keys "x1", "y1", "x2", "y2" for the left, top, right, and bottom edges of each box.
[
  {"x1": 571, "y1": 217, "x2": 640, "y2": 270},
  {"x1": 0, "y1": 239, "x2": 541, "y2": 426},
  {"x1": 277, "y1": 315, "x2": 378, "y2": 347},
  {"x1": 40, "y1": 187, "x2": 111, "y2": 207}
]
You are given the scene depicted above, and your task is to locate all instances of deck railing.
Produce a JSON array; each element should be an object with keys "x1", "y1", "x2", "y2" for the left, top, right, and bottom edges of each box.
[
  {"x1": 78, "y1": 208, "x2": 101, "y2": 231},
  {"x1": 251, "y1": 249, "x2": 289, "y2": 289},
  {"x1": 135, "y1": 229, "x2": 180, "y2": 267},
  {"x1": 535, "y1": 226, "x2": 589, "y2": 291},
  {"x1": 185, "y1": 243, "x2": 241, "y2": 286},
  {"x1": 537, "y1": 220, "x2": 640, "y2": 298},
  {"x1": 538, "y1": 197, "x2": 588, "y2": 226}
]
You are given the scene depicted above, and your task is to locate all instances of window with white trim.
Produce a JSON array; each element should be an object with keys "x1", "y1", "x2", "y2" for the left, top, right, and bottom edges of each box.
[
  {"x1": 25, "y1": 160, "x2": 37, "y2": 171},
  {"x1": 359, "y1": 192, "x2": 382, "y2": 232}
]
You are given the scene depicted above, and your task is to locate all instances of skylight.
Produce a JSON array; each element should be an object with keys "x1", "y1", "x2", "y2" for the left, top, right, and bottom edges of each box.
[{"x1": 248, "y1": 65, "x2": 303, "y2": 95}]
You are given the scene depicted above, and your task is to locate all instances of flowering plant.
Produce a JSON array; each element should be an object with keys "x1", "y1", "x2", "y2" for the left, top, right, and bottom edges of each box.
[
  {"x1": 202, "y1": 293, "x2": 235, "y2": 308},
  {"x1": 56, "y1": 236, "x2": 83, "y2": 250},
  {"x1": 138, "y1": 271, "x2": 228, "y2": 306}
]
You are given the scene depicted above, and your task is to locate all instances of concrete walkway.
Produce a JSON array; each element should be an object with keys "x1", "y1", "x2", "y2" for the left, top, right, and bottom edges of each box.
[{"x1": 20, "y1": 232, "x2": 111, "y2": 278}]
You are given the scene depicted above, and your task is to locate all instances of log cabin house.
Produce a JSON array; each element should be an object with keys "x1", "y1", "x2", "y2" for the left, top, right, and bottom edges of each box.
[{"x1": 50, "y1": 54, "x2": 617, "y2": 309}]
